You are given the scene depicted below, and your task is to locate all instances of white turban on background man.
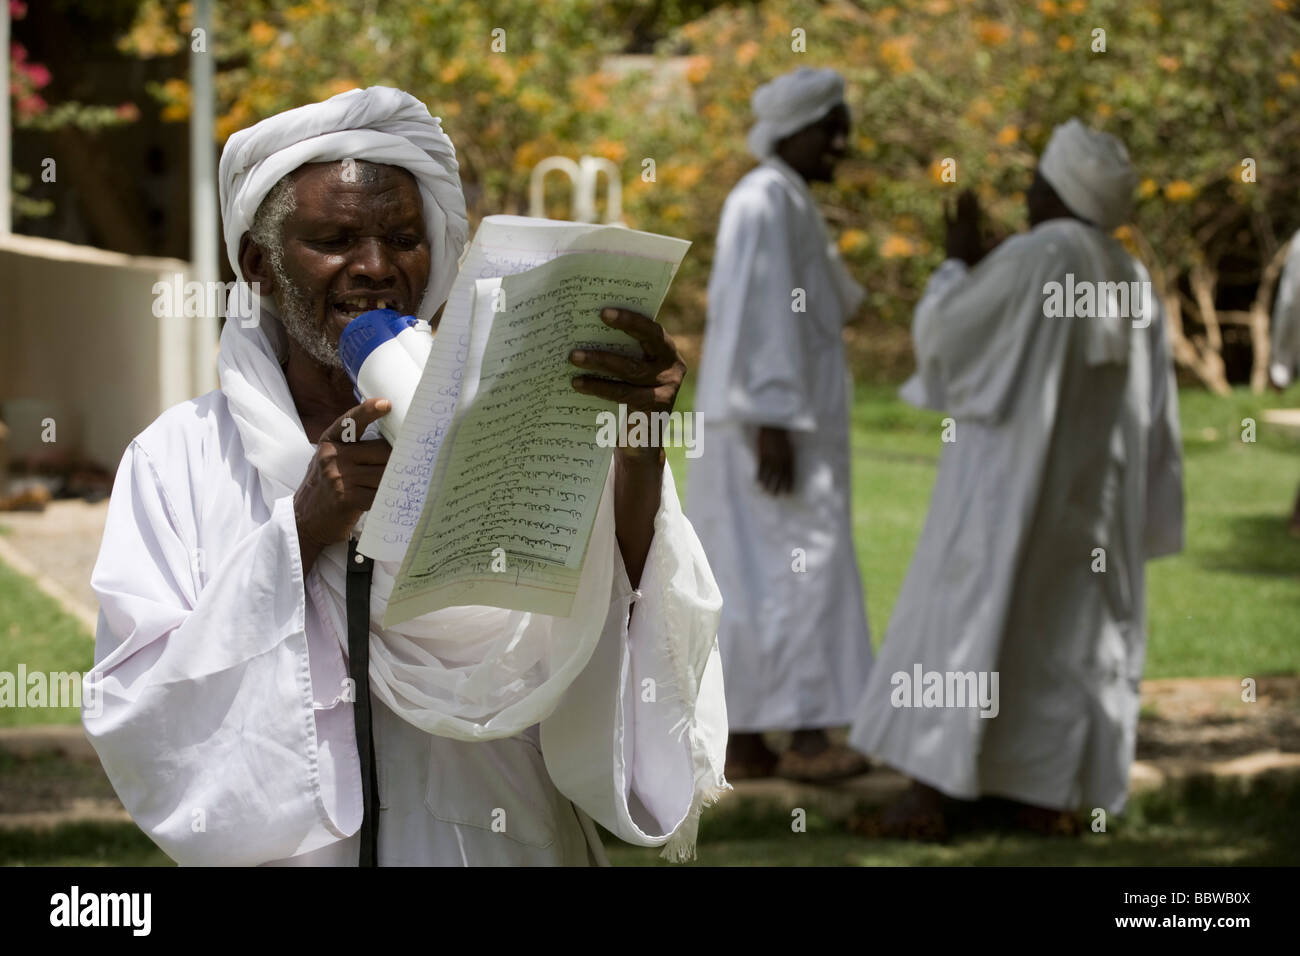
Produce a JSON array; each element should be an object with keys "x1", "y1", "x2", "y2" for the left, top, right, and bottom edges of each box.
[
  {"x1": 1038, "y1": 117, "x2": 1138, "y2": 232},
  {"x1": 747, "y1": 67, "x2": 847, "y2": 161},
  {"x1": 219, "y1": 85, "x2": 469, "y2": 321}
]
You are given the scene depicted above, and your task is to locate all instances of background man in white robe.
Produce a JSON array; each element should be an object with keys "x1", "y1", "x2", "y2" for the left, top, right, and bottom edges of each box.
[
  {"x1": 83, "y1": 86, "x2": 728, "y2": 866},
  {"x1": 850, "y1": 119, "x2": 1184, "y2": 838},
  {"x1": 1268, "y1": 230, "x2": 1300, "y2": 533},
  {"x1": 688, "y1": 68, "x2": 873, "y2": 782}
]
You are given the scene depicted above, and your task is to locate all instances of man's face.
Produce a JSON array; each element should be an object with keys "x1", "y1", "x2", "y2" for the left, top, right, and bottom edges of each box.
[
  {"x1": 775, "y1": 103, "x2": 851, "y2": 183},
  {"x1": 267, "y1": 161, "x2": 431, "y2": 368}
]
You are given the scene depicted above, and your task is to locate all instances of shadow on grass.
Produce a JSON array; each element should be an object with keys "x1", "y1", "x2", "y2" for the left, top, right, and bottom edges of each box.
[
  {"x1": 603, "y1": 773, "x2": 1300, "y2": 866},
  {"x1": 0, "y1": 821, "x2": 172, "y2": 867},
  {"x1": 1197, "y1": 514, "x2": 1300, "y2": 578},
  {"x1": 3, "y1": 771, "x2": 1296, "y2": 867}
]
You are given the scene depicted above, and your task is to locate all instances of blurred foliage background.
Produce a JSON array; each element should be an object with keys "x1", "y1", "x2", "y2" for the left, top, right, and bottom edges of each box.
[{"x1": 12, "y1": 0, "x2": 1300, "y2": 386}]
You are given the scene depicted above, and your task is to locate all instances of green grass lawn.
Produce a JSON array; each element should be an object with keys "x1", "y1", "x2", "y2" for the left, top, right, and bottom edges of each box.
[
  {"x1": 0, "y1": 557, "x2": 94, "y2": 727},
  {"x1": 668, "y1": 381, "x2": 1300, "y2": 680}
]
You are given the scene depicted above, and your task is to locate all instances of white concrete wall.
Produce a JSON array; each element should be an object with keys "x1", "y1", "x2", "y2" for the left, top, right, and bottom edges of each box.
[{"x1": 0, "y1": 234, "x2": 208, "y2": 470}]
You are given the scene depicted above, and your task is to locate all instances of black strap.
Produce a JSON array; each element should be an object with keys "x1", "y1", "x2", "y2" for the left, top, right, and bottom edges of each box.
[{"x1": 346, "y1": 538, "x2": 379, "y2": 867}]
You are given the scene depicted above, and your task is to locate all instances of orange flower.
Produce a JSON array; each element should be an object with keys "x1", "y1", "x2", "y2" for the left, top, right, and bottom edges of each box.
[
  {"x1": 672, "y1": 163, "x2": 704, "y2": 189},
  {"x1": 880, "y1": 234, "x2": 916, "y2": 258},
  {"x1": 1139, "y1": 178, "x2": 1158, "y2": 198},
  {"x1": 996, "y1": 124, "x2": 1019, "y2": 145},
  {"x1": 1056, "y1": 34, "x2": 1075, "y2": 52},
  {"x1": 974, "y1": 19, "x2": 1011, "y2": 46},
  {"x1": 965, "y1": 97, "x2": 994, "y2": 121},
  {"x1": 1279, "y1": 72, "x2": 1299, "y2": 89},
  {"x1": 1157, "y1": 55, "x2": 1179, "y2": 72},
  {"x1": 1164, "y1": 180, "x2": 1196, "y2": 201},
  {"x1": 321, "y1": 78, "x2": 357, "y2": 98},
  {"x1": 735, "y1": 40, "x2": 760, "y2": 66},
  {"x1": 838, "y1": 229, "x2": 869, "y2": 253},
  {"x1": 592, "y1": 138, "x2": 629, "y2": 164},
  {"x1": 685, "y1": 55, "x2": 712, "y2": 84},
  {"x1": 880, "y1": 35, "x2": 918, "y2": 73},
  {"x1": 249, "y1": 20, "x2": 276, "y2": 46},
  {"x1": 513, "y1": 140, "x2": 550, "y2": 172},
  {"x1": 159, "y1": 77, "x2": 191, "y2": 122}
]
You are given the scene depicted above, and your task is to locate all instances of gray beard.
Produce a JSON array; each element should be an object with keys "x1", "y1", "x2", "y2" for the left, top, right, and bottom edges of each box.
[{"x1": 271, "y1": 258, "x2": 343, "y2": 370}]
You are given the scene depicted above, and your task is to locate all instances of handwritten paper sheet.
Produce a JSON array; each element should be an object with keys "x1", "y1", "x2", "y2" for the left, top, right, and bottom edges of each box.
[
  {"x1": 358, "y1": 216, "x2": 686, "y2": 563},
  {"x1": 356, "y1": 217, "x2": 689, "y2": 626}
]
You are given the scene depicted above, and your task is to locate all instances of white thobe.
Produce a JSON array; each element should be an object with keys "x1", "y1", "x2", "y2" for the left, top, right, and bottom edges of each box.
[
  {"x1": 687, "y1": 157, "x2": 873, "y2": 731},
  {"x1": 850, "y1": 219, "x2": 1185, "y2": 814},
  {"x1": 85, "y1": 389, "x2": 727, "y2": 865},
  {"x1": 1270, "y1": 231, "x2": 1300, "y2": 389}
]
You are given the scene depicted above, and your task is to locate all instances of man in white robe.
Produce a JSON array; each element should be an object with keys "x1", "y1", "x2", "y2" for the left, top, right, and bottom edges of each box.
[
  {"x1": 850, "y1": 119, "x2": 1184, "y2": 837},
  {"x1": 688, "y1": 68, "x2": 872, "y2": 781},
  {"x1": 1268, "y1": 230, "x2": 1300, "y2": 533},
  {"x1": 83, "y1": 87, "x2": 728, "y2": 866},
  {"x1": 1269, "y1": 231, "x2": 1300, "y2": 393}
]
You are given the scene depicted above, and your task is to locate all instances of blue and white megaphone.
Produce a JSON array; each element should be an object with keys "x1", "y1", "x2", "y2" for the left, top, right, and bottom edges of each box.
[{"x1": 337, "y1": 309, "x2": 434, "y2": 446}]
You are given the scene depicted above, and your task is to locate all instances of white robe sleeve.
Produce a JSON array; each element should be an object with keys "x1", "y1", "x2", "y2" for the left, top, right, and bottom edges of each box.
[
  {"x1": 902, "y1": 236, "x2": 1060, "y2": 423},
  {"x1": 540, "y1": 462, "x2": 728, "y2": 861},
  {"x1": 84, "y1": 441, "x2": 362, "y2": 865},
  {"x1": 1141, "y1": 275, "x2": 1186, "y2": 559},
  {"x1": 706, "y1": 184, "x2": 819, "y2": 431},
  {"x1": 899, "y1": 258, "x2": 969, "y2": 411}
]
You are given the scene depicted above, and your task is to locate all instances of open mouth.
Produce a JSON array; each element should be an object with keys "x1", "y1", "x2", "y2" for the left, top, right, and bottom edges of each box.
[{"x1": 331, "y1": 296, "x2": 398, "y2": 322}]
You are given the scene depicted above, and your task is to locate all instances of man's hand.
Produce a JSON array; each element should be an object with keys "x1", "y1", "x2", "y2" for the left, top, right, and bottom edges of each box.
[
  {"x1": 757, "y1": 426, "x2": 795, "y2": 495},
  {"x1": 569, "y1": 308, "x2": 686, "y2": 586},
  {"x1": 945, "y1": 188, "x2": 987, "y2": 266},
  {"x1": 293, "y1": 398, "x2": 393, "y2": 575}
]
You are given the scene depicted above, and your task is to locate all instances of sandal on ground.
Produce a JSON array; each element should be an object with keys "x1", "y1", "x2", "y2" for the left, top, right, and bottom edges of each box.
[
  {"x1": 1012, "y1": 804, "x2": 1083, "y2": 837},
  {"x1": 847, "y1": 806, "x2": 949, "y2": 842},
  {"x1": 724, "y1": 749, "x2": 779, "y2": 780}
]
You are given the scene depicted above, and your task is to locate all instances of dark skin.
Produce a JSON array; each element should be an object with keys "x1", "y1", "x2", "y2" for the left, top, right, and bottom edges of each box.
[
  {"x1": 239, "y1": 161, "x2": 683, "y2": 587},
  {"x1": 752, "y1": 103, "x2": 852, "y2": 499},
  {"x1": 944, "y1": 168, "x2": 1081, "y2": 266}
]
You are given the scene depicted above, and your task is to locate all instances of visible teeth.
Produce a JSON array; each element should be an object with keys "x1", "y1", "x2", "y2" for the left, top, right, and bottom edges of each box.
[{"x1": 335, "y1": 297, "x2": 382, "y2": 312}]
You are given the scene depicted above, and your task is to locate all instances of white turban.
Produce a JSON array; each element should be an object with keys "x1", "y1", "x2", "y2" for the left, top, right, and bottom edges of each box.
[
  {"x1": 1038, "y1": 118, "x2": 1137, "y2": 232},
  {"x1": 746, "y1": 67, "x2": 846, "y2": 161},
  {"x1": 219, "y1": 86, "x2": 469, "y2": 320}
]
